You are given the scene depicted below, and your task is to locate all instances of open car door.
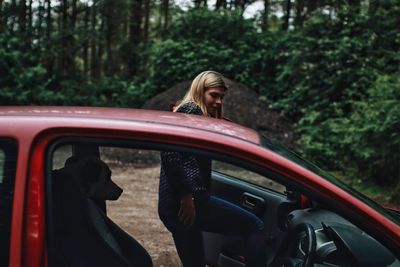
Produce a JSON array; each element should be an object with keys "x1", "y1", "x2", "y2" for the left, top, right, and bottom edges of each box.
[{"x1": 203, "y1": 159, "x2": 296, "y2": 267}]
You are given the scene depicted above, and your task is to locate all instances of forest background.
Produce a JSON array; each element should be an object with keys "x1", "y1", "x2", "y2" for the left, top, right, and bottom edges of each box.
[{"x1": 0, "y1": 0, "x2": 399, "y2": 204}]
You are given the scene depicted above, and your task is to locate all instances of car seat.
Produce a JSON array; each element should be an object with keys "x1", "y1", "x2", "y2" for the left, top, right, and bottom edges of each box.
[{"x1": 52, "y1": 159, "x2": 153, "y2": 267}]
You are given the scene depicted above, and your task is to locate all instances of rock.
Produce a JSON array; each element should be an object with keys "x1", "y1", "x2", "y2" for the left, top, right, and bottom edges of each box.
[{"x1": 142, "y1": 79, "x2": 299, "y2": 150}]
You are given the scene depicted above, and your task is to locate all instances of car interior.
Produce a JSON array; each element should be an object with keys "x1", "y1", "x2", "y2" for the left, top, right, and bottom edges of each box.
[
  {"x1": 50, "y1": 144, "x2": 152, "y2": 267},
  {"x1": 46, "y1": 138, "x2": 400, "y2": 267}
]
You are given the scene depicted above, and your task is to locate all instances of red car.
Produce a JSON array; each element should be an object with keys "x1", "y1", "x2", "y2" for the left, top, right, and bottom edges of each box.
[{"x1": 0, "y1": 106, "x2": 399, "y2": 267}]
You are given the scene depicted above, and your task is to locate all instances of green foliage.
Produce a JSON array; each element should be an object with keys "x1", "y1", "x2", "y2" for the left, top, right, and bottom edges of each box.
[
  {"x1": 57, "y1": 77, "x2": 148, "y2": 108},
  {"x1": 146, "y1": 8, "x2": 274, "y2": 95},
  {"x1": 271, "y1": 13, "x2": 378, "y2": 119},
  {"x1": 169, "y1": 9, "x2": 258, "y2": 45},
  {"x1": 270, "y1": 1, "x2": 400, "y2": 120},
  {"x1": 0, "y1": 30, "x2": 147, "y2": 107},
  {"x1": 266, "y1": 1, "x2": 400, "y2": 190},
  {"x1": 0, "y1": 31, "x2": 51, "y2": 105},
  {"x1": 300, "y1": 73, "x2": 400, "y2": 186}
]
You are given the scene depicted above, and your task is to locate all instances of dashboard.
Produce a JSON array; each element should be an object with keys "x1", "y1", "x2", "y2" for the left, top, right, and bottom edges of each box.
[{"x1": 274, "y1": 208, "x2": 400, "y2": 267}]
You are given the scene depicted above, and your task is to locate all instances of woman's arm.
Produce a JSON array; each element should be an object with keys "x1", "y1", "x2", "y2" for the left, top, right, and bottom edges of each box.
[{"x1": 179, "y1": 193, "x2": 196, "y2": 225}]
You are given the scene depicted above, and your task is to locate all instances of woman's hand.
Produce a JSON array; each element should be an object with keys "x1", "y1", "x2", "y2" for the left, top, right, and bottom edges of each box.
[{"x1": 179, "y1": 194, "x2": 196, "y2": 225}]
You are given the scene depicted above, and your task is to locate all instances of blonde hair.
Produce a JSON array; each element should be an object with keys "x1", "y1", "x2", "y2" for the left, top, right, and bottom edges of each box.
[{"x1": 174, "y1": 71, "x2": 227, "y2": 118}]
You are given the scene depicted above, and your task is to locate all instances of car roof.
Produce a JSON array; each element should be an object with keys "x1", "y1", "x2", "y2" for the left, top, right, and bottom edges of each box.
[{"x1": 0, "y1": 106, "x2": 260, "y2": 144}]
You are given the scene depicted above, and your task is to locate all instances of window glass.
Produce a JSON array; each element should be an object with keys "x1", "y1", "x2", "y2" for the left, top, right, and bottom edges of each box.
[
  {"x1": 52, "y1": 145, "x2": 72, "y2": 170},
  {"x1": 212, "y1": 160, "x2": 286, "y2": 193},
  {"x1": 0, "y1": 139, "x2": 17, "y2": 267}
]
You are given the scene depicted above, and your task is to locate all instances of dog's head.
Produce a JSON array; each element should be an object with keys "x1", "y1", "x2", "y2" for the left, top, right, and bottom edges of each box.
[{"x1": 65, "y1": 156, "x2": 123, "y2": 201}]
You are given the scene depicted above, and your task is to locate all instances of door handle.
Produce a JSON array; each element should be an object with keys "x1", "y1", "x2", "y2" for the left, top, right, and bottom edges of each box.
[
  {"x1": 242, "y1": 192, "x2": 265, "y2": 211},
  {"x1": 244, "y1": 197, "x2": 256, "y2": 208}
]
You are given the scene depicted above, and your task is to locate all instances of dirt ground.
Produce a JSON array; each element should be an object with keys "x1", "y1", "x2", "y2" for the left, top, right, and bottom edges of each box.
[{"x1": 106, "y1": 163, "x2": 181, "y2": 267}]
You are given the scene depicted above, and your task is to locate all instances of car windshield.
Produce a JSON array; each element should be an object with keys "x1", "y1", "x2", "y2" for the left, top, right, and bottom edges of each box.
[{"x1": 259, "y1": 134, "x2": 400, "y2": 225}]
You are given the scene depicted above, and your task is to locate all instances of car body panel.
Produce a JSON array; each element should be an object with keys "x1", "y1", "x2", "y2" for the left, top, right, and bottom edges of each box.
[
  {"x1": 0, "y1": 106, "x2": 260, "y2": 144},
  {"x1": 0, "y1": 106, "x2": 399, "y2": 266}
]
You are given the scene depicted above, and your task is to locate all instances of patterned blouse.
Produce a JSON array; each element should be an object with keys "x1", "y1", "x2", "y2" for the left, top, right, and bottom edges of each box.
[{"x1": 158, "y1": 102, "x2": 211, "y2": 216}]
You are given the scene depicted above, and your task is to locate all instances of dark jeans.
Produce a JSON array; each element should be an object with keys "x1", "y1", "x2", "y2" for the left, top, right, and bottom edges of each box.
[{"x1": 160, "y1": 196, "x2": 266, "y2": 267}]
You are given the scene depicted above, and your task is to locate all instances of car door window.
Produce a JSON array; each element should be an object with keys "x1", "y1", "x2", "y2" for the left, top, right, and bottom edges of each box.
[
  {"x1": 52, "y1": 144, "x2": 73, "y2": 170},
  {"x1": 212, "y1": 160, "x2": 286, "y2": 193},
  {"x1": 0, "y1": 139, "x2": 17, "y2": 267}
]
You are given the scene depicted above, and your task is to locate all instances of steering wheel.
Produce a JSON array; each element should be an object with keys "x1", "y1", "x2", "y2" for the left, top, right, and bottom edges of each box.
[{"x1": 272, "y1": 223, "x2": 317, "y2": 267}]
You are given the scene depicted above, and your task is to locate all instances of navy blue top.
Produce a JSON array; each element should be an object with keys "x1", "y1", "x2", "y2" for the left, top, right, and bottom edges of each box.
[{"x1": 158, "y1": 102, "x2": 211, "y2": 216}]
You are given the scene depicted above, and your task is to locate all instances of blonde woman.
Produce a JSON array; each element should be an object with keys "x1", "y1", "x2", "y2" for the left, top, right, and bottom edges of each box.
[
  {"x1": 158, "y1": 71, "x2": 266, "y2": 267},
  {"x1": 173, "y1": 70, "x2": 225, "y2": 118}
]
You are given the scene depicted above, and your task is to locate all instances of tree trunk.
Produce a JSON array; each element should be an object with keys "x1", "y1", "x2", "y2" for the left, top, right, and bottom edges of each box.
[
  {"x1": 306, "y1": 0, "x2": 317, "y2": 16},
  {"x1": 348, "y1": 0, "x2": 361, "y2": 14},
  {"x1": 282, "y1": 0, "x2": 291, "y2": 31},
  {"x1": 194, "y1": 0, "x2": 202, "y2": 8},
  {"x1": 42, "y1": 0, "x2": 53, "y2": 78},
  {"x1": 60, "y1": 0, "x2": 68, "y2": 77},
  {"x1": 128, "y1": 0, "x2": 143, "y2": 76},
  {"x1": 143, "y1": 0, "x2": 150, "y2": 42},
  {"x1": 9, "y1": 0, "x2": 17, "y2": 33},
  {"x1": 130, "y1": 0, "x2": 143, "y2": 46},
  {"x1": 261, "y1": 0, "x2": 269, "y2": 32},
  {"x1": 28, "y1": 0, "x2": 33, "y2": 34},
  {"x1": 162, "y1": 0, "x2": 169, "y2": 30},
  {"x1": 46, "y1": 0, "x2": 51, "y2": 39},
  {"x1": 71, "y1": 0, "x2": 77, "y2": 32},
  {"x1": 36, "y1": 0, "x2": 44, "y2": 45},
  {"x1": 104, "y1": 0, "x2": 116, "y2": 75},
  {"x1": 97, "y1": 24, "x2": 103, "y2": 78},
  {"x1": 83, "y1": 3, "x2": 90, "y2": 80},
  {"x1": 215, "y1": 0, "x2": 227, "y2": 9},
  {"x1": 58, "y1": 0, "x2": 76, "y2": 78},
  {"x1": 294, "y1": 0, "x2": 304, "y2": 27},
  {"x1": 91, "y1": 0, "x2": 100, "y2": 79},
  {"x1": 0, "y1": 0, "x2": 4, "y2": 32},
  {"x1": 18, "y1": 0, "x2": 26, "y2": 32},
  {"x1": 70, "y1": 0, "x2": 78, "y2": 76}
]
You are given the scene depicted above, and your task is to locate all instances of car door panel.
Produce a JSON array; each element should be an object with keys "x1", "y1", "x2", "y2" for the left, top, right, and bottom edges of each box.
[{"x1": 204, "y1": 171, "x2": 288, "y2": 266}]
